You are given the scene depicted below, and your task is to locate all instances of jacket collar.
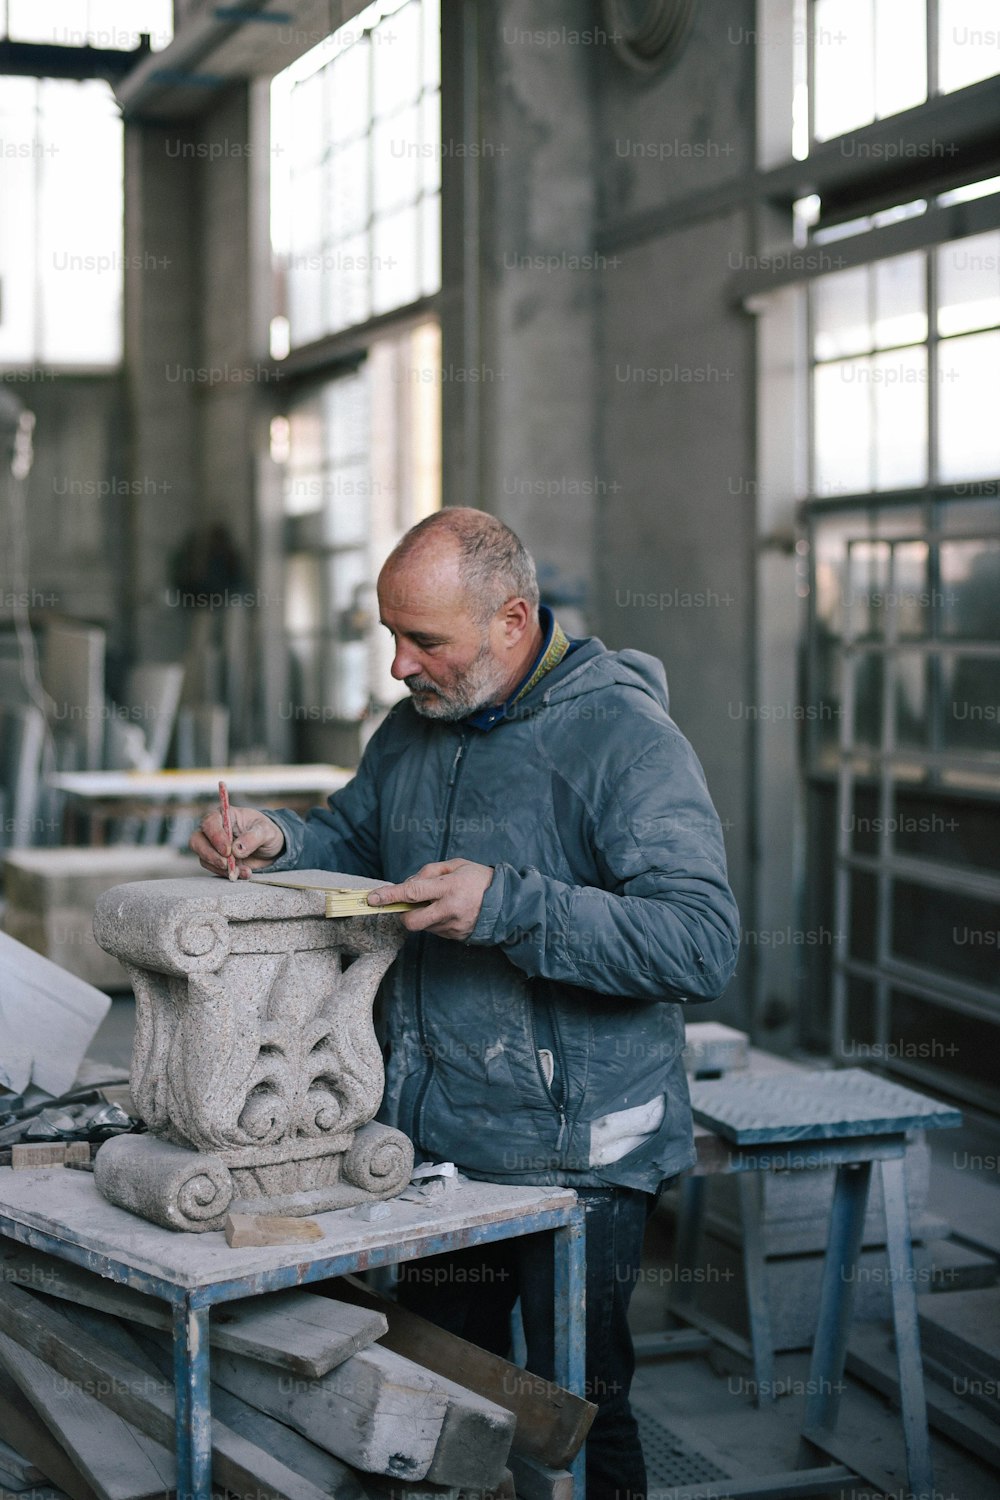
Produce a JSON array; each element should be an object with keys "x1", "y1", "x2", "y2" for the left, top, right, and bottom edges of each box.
[{"x1": 463, "y1": 605, "x2": 574, "y2": 732}]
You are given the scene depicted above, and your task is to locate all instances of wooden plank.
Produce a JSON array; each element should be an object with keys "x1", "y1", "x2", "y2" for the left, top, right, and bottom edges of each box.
[
  {"x1": 506, "y1": 1453, "x2": 572, "y2": 1500},
  {"x1": 214, "y1": 1306, "x2": 514, "y2": 1487},
  {"x1": 0, "y1": 1243, "x2": 386, "y2": 1378},
  {"x1": 0, "y1": 1281, "x2": 344, "y2": 1500},
  {"x1": 0, "y1": 1330, "x2": 175, "y2": 1500},
  {"x1": 0, "y1": 1368, "x2": 100, "y2": 1500},
  {"x1": 208, "y1": 1385, "x2": 369, "y2": 1500},
  {"x1": 224, "y1": 1214, "x2": 323, "y2": 1248},
  {"x1": 0, "y1": 1436, "x2": 45, "y2": 1486},
  {"x1": 128, "y1": 1316, "x2": 371, "y2": 1500},
  {"x1": 10, "y1": 1143, "x2": 90, "y2": 1171},
  {"x1": 210, "y1": 1343, "x2": 448, "y2": 1483},
  {"x1": 324, "y1": 1277, "x2": 596, "y2": 1468}
]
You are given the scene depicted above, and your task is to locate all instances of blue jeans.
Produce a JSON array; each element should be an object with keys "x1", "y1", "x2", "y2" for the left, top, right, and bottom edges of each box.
[{"x1": 396, "y1": 1185, "x2": 653, "y2": 1500}]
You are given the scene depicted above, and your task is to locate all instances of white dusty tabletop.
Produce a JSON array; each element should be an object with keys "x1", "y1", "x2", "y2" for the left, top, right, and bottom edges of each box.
[
  {"x1": 47, "y1": 765, "x2": 352, "y2": 799},
  {"x1": 0, "y1": 1167, "x2": 578, "y2": 1292}
]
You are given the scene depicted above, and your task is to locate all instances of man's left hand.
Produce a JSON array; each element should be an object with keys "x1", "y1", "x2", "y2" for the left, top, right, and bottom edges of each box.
[{"x1": 367, "y1": 859, "x2": 494, "y2": 940}]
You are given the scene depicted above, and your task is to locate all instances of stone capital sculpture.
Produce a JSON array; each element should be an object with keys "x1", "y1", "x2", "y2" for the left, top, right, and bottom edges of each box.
[{"x1": 91, "y1": 875, "x2": 412, "y2": 1231}]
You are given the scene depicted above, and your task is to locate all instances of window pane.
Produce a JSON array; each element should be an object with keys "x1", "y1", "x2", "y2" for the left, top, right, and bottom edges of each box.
[
  {"x1": 847, "y1": 539, "x2": 891, "y2": 638},
  {"x1": 940, "y1": 539, "x2": 1000, "y2": 638},
  {"x1": 814, "y1": 359, "x2": 872, "y2": 494},
  {"x1": 873, "y1": 0, "x2": 926, "y2": 117},
  {"x1": 372, "y1": 204, "x2": 420, "y2": 314},
  {"x1": 938, "y1": 0, "x2": 1000, "y2": 92},
  {"x1": 285, "y1": 555, "x2": 322, "y2": 634},
  {"x1": 895, "y1": 651, "x2": 927, "y2": 748},
  {"x1": 326, "y1": 233, "x2": 372, "y2": 334},
  {"x1": 422, "y1": 0, "x2": 441, "y2": 90},
  {"x1": 937, "y1": 331, "x2": 1000, "y2": 482},
  {"x1": 373, "y1": 1, "x2": 421, "y2": 116},
  {"x1": 873, "y1": 253, "x2": 927, "y2": 348},
  {"x1": 813, "y1": 0, "x2": 875, "y2": 141},
  {"x1": 373, "y1": 106, "x2": 421, "y2": 215},
  {"x1": 5, "y1": 0, "x2": 172, "y2": 48},
  {"x1": 854, "y1": 649, "x2": 884, "y2": 747},
  {"x1": 0, "y1": 77, "x2": 122, "y2": 367},
  {"x1": 329, "y1": 39, "x2": 371, "y2": 145},
  {"x1": 872, "y1": 346, "x2": 928, "y2": 490},
  {"x1": 420, "y1": 191, "x2": 441, "y2": 298},
  {"x1": 813, "y1": 266, "x2": 871, "y2": 360},
  {"x1": 942, "y1": 653, "x2": 1000, "y2": 754},
  {"x1": 290, "y1": 69, "x2": 326, "y2": 170},
  {"x1": 936, "y1": 232, "x2": 1000, "y2": 337},
  {"x1": 328, "y1": 138, "x2": 370, "y2": 238},
  {"x1": 892, "y1": 882, "x2": 1000, "y2": 987},
  {"x1": 892, "y1": 540, "x2": 930, "y2": 638}
]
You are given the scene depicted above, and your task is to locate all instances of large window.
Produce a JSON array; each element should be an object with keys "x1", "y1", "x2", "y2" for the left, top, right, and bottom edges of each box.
[
  {"x1": 279, "y1": 320, "x2": 440, "y2": 721},
  {"x1": 0, "y1": 0, "x2": 172, "y2": 50},
  {"x1": 271, "y1": 0, "x2": 440, "y2": 349},
  {"x1": 0, "y1": 76, "x2": 123, "y2": 366},
  {"x1": 810, "y1": 0, "x2": 1000, "y2": 143},
  {"x1": 811, "y1": 232, "x2": 1000, "y2": 497},
  {"x1": 269, "y1": 0, "x2": 442, "y2": 732},
  {"x1": 800, "y1": 232, "x2": 1000, "y2": 1111}
]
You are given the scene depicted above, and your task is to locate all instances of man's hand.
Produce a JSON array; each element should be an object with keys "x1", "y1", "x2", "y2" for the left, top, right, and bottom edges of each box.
[
  {"x1": 368, "y1": 859, "x2": 493, "y2": 940},
  {"x1": 190, "y1": 806, "x2": 285, "y2": 879}
]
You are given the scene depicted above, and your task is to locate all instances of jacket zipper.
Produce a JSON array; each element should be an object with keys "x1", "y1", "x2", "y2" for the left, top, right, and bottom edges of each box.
[{"x1": 413, "y1": 731, "x2": 469, "y2": 1148}]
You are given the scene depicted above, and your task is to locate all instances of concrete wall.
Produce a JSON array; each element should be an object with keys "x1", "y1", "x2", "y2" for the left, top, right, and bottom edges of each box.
[
  {"x1": 592, "y1": 2, "x2": 758, "y2": 1028},
  {"x1": 461, "y1": 1, "x2": 759, "y2": 1027}
]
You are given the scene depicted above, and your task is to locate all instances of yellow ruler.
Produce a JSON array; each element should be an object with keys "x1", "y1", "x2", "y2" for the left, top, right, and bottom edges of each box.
[{"x1": 249, "y1": 871, "x2": 417, "y2": 918}]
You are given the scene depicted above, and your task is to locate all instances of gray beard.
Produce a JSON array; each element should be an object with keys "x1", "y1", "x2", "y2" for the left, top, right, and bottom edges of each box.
[{"x1": 406, "y1": 641, "x2": 511, "y2": 721}]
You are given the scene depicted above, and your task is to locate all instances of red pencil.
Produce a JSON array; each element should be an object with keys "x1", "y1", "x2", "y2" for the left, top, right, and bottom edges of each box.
[{"x1": 218, "y1": 779, "x2": 238, "y2": 881}]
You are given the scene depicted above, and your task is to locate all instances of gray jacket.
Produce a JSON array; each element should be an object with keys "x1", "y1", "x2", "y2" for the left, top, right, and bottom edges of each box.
[{"x1": 266, "y1": 635, "x2": 740, "y2": 1192}]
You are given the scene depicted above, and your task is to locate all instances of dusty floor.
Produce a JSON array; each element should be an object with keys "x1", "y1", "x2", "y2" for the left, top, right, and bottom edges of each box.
[{"x1": 89, "y1": 998, "x2": 1000, "y2": 1499}]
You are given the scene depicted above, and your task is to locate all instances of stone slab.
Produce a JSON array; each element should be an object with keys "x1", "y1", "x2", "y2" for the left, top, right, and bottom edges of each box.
[
  {"x1": 2, "y1": 847, "x2": 202, "y2": 988},
  {"x1": 0, "y1": 1165, "x2": 577, "y2": 1292},
  {"x1": 0, "y1": 931, "x2": 110, "y2": 1096},
  {"x1": 689, "y1": 1067, "x2": 963, "y2": 1143},
  {"x1": 917, "y1": 1287, "x2": 1000, "y2": 1388}
]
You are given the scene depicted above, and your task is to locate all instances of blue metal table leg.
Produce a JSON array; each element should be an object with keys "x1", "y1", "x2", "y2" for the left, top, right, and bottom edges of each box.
[
  {"x1": 802, "y1": 1158, "x2": 872, "y2": 1441},
  {"x1": 671, "y1": 1175, "x2": 705, "y2": 1315},
  {"x1": 553, "y1": 1205, "x2": 587, "y2": 1499},
  {"x1": 738, "y1": 1169, "x2": 776, "y2": 1405},
  {"x1": 172, "y1": 1298, "x2": 212, "y2": 1500},
  {"x1": 881, "y1": 1153, "x2": 934, "y2": 1498}
]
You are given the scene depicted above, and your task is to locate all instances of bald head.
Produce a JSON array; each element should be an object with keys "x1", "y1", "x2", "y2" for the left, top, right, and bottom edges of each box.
[
  {"x1": 383, "y1": 508, "x2": 539, "y2": 627},
  {"x1": 377, "y1": 509, "x2": 544, "y2": 720}
]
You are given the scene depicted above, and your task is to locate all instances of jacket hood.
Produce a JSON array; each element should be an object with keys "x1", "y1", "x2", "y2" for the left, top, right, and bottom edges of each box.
[{"x1": 529, "y1": 636, "x2": 671, "y2": 717}]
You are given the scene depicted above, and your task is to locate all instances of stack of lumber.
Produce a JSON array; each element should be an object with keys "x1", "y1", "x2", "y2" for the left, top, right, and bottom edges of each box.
[{"x1": 0, "y1": 1243, "x2": 594, "y2": 1500}]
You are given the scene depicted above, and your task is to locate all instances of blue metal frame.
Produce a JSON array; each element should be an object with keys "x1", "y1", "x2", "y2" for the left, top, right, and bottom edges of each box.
[
  {"x1": 652, "y1": 1130, "x2": 942, "y2": 1497},
  {"x1": 0, "y1": 1198, "x2": 588, "y2": 1500}
]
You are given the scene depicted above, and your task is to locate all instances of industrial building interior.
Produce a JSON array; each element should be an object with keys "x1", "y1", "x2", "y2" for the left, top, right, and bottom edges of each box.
[{"x1": 0, "y1": 1, "x2": 998, "y2": 1497}]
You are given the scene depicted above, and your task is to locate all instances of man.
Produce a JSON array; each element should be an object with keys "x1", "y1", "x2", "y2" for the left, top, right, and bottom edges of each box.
[{"x1": 193, "y1": 508, "x2": 740, "y2": 1499}]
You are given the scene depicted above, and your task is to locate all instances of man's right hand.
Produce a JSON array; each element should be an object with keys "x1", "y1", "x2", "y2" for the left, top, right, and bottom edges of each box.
[{"x1": 190, "y1": 806, "x2": 286, "y2": 879}]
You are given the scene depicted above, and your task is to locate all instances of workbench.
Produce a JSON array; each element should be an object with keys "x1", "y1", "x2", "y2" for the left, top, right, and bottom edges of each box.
[
  {"x1": 0, "y1": 1169, "x2": 587, "y2": 1499},
  {"x1": 48, "y1": 764, "x2": 352, "y2": 844}
]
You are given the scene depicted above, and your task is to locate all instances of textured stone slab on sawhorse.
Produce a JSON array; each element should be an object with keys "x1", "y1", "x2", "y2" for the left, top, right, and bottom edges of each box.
[{"x1": 689, "y1": 1068, "x2": 963, "y2": 1144}]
